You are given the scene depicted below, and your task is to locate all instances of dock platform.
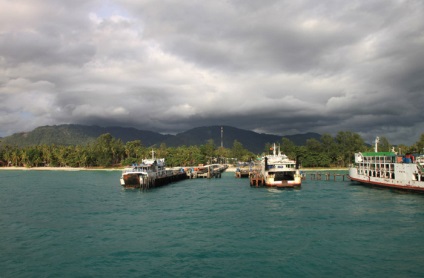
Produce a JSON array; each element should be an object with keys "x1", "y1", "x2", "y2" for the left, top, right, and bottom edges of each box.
[
  {"x1": 308, "y1": 172, "x2": 347, "y2": 181},
  {"x1": 181, "y1": 164, "x2": 229, "y2": 179}
]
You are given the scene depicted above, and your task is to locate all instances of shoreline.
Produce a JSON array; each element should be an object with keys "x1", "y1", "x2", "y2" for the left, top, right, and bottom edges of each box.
[{"x1": 0, "y1": 166, "x2": 348, "y2": 172}]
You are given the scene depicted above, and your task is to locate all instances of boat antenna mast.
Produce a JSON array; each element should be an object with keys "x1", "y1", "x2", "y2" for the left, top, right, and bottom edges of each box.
[{"x1": 374, "y1": 136, "x2": 380, "y2": 152}]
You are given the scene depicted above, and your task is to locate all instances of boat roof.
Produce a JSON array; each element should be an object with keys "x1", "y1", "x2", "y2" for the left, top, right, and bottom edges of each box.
[{"x1": 360, "y1": 152, "x2": 396, "y2": 157}]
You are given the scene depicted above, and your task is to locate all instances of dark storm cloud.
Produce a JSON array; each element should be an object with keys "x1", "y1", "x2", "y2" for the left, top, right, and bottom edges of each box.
[
  {"x1": 126, "y1": 0, "x2": 387, "y2": 73},
  {"x1": 0, "y1": 0, "x2": 423, "y2": 145}
]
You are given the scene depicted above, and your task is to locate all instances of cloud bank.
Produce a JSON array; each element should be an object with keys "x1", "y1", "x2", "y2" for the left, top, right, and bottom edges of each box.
[{"x1": 1, "y1": 0, "x2": 423, "y2": 145}]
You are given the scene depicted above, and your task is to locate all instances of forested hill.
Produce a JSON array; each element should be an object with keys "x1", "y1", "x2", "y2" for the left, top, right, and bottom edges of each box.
[
  {"x1": 0, "y1": 124, "x2": 321, "y2": 153},
  {"x1": 165, "y1": 126, "x2": 321, "y2": 153},
  {"x1": 0, "y1": 125, "x2": 171, "y2": 148}
]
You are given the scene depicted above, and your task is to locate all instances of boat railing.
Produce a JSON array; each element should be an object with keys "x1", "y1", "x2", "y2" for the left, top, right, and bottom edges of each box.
[
  {"x1": 122, "y1": 166, "x2": 153, "y2": 173},
  {"x1": 417, "y1": 163, "x2": 424, "y2": 175},
  {"x1": 154, "y1": 169, "x2": 179, "y2": 178}
]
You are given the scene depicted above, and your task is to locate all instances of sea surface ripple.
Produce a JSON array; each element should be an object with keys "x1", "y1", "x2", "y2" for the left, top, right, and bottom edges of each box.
[{"x1": 1, "y1": 170, "x2": 424, "y2": 277}]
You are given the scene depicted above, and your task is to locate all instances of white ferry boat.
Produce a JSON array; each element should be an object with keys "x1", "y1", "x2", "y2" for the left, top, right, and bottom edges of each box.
[
  {"x1": 261, "y1": 144, "x2": 302, "y2": 188},
  {"x1": 120, "y1": 150, "x2": 176, "y2": 189},
  {"x1": 348, "y1": 137, "x2": 424, "y2": 192}
]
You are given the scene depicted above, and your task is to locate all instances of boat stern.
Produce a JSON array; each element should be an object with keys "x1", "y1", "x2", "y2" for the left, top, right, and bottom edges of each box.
[{"x1": 265, "y1": 170, "x2": 302, "y2": 188}]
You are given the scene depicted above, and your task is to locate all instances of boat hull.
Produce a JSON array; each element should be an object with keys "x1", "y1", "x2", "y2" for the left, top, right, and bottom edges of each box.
[
  {"x1": 265, "y1": 179, "x2": 301, "y2": 188},
  {"x1": 251, "y1": 144, "x2": 302, "y2": 188},
  {"x1": 349, "y1": 167, "x2": 424, "y2": 192},
  {"x1": 349, "y1": 175, "x2": 424, "y2": 192},
  {"x1": 263, "y1": 172, "x2": 302, "y2": 188},
  {"x1": 121, "y1": 173, "x2": 149, "y2": 188},
  {"x1": 348, "y1": 143, "x2": 424, "y2": 193}
]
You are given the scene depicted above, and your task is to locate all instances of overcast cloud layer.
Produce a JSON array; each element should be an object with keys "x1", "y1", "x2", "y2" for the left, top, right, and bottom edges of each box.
[{"x1": 1, "y1": 0, "x2": 423, "y2": 145}]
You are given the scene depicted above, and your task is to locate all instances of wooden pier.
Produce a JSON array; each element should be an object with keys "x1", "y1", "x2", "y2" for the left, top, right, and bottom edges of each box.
[
  {"x1": 235, "y1": 166, "x2": 251, "y2": 178},
  {"x1": 307, "y1": 172, "x2": 347, "y2": 181},
  {"x1": 154, "y1": 172, "x2": 188, "y2": 187},
  {"x1": 125, "y1": 163, "x2": 228, "y2": 190},
  {"x1": 182, "y1": 164, "x2": 228, "y2": 179},
  {"x1": 249, "y1": 171, "x2": 264, "y2": 187},
  {"x1": 124, "y1": 171, "x2": 187, "y2": 190}
]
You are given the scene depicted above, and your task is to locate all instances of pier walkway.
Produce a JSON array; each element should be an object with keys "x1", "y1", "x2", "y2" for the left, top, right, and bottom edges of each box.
[
  {"x1": 173, "y1": 164, "x2": 229, "y2": 179},
  {"x1": 307, "y1": 172, "x2": 348, "y2": 181}
]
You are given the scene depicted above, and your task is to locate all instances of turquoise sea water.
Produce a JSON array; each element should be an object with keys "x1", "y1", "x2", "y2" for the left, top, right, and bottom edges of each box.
[{"x1": 1, "y1": 170, "x2": 424, "y2": 277}]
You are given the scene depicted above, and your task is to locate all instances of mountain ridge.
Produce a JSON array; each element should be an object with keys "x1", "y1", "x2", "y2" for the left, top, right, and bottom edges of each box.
[{"x1": 0, "y1": 124, "x2": 321, "y2": 153}]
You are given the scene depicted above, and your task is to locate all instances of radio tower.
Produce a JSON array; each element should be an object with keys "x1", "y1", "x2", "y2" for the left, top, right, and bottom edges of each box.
[{"x1": 221, "y1": 126, "x2": 224, "y2": 148}]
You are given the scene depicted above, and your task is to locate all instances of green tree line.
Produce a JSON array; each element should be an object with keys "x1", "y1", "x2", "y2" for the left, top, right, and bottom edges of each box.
[
  {"x1": 0, "y1": 134, "x2": 254, "y2": 168},
  {"x1": 0, "y1": 132, "x2": 423, "y2": 168},
  {"x1": 279, "y1": 132, "x2": 424, "y2": 167}
]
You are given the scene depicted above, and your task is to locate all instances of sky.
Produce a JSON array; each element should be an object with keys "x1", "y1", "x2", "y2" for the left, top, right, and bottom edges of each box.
[{"x1": 0, "y1": 0, "x2": 423, "y2": 146}]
